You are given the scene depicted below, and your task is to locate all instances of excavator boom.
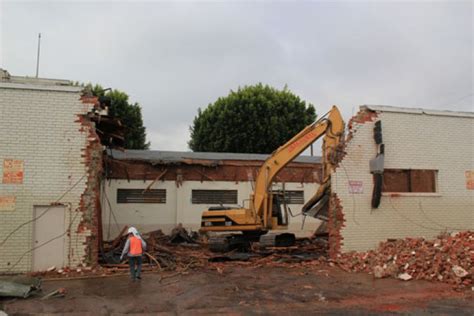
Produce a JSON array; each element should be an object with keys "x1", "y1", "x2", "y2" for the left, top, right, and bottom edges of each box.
[
  {"x1": 252, "y1": 106, "x2": 344, "y2": 227},
  {"x1": 201, "y1": 105, "x2": 345, "y2": 251}
]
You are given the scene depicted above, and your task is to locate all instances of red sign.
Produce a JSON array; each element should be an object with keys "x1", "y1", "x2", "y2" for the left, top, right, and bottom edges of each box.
[
  {"x1": 0, "y1": 196, "x2": 15, "y2": 211},
  {"x1": 348, "y1": 180, "x2": 363, "y2": 194},
  {"x1": 3, "y1": 159, "x2": 24, "y2": 184},
  {"x1": 466, "y1": 171, "x2": 474, "y2": 190}
]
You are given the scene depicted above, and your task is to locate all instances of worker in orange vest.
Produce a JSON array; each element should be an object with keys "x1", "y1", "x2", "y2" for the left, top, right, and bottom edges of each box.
[{"x1": 120, "y1": 227, "x2": 147, "y2": 281}]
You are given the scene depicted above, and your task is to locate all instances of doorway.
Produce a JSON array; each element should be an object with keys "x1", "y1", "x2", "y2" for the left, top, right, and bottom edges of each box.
[{"x1": 32, "y1": 205, "x2": 66, "y2": 271}]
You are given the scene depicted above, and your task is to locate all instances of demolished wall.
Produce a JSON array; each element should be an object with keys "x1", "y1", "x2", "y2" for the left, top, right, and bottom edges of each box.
[
  {"x1": 329, "y1": 105, "x2": 474, "y2": 254},
  {"x1": 102, "y1": 153, "x2": 323, "y2": 239},
  {"x1": 0, "y1": 74, "x2": 103, "y2": 272}
]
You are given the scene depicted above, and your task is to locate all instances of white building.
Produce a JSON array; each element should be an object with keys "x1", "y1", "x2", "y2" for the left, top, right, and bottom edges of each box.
[
  {"x1": 0, "y1": 69, "x2": 107, "y2": 272},
  {"x1": 329, "y1": 105, "x2": 474, "y2": 256},
  {"x1": 102, "y1": 150, "x2": 323, "y2": 240}
]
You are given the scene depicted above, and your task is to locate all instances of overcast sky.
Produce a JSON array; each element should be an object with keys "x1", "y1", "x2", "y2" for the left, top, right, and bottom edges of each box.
[{"x1": 1, "y1": 1, "x2": 472, "y2": 151}]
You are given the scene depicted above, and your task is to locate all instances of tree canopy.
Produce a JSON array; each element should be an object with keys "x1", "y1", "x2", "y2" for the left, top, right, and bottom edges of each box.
[
  {"x1": 189, "y1": 84, "x2": 316, "y2": 154},
  {"x1": 85, "y1": 84, "x2": 150, "y2": 150}
]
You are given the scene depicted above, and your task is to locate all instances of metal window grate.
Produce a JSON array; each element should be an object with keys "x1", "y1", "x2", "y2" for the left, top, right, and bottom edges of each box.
[
  {"x1": 117, "y1": 189, "x2": 166, "y2": 204},
  {"x1": 191, "y1": 190, "x2": 238, "y2": 204},
  {"x1": 273, "y1": 190, "x2": 305, "y2": 204}
]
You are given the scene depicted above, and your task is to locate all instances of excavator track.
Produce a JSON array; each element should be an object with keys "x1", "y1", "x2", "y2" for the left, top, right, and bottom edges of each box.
[
  {"x1": 208, "y1": 234, "x2": 252, "y2": 253},
  {"x1": 259, "y1": 233, "x2": 296, "y2": 248}
]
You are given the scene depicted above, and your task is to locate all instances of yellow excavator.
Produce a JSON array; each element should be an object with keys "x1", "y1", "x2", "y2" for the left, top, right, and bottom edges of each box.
[{"x1": 200, "y1": 106, "x2": 345, "y2": 251}]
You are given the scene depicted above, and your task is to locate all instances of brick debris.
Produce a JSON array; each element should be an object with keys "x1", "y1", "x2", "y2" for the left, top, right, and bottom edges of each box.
[{"x1": 336, "y1": 231, "x2": 473, "y2": 289}]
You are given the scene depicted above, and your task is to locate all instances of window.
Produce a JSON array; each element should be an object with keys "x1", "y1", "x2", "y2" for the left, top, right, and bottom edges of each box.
[
  {"x1": 272, "y1": 190, "x2": 305, "y2": 204},
  {"x1": 191, "y1": 190, "x2": 238, "y2": 204},
  {"x1": 117, "y1": 189, "x2": 166, "y2": 203},
  {"x1": 382, "y1": 169, "x2": 437, "y2": 193}
]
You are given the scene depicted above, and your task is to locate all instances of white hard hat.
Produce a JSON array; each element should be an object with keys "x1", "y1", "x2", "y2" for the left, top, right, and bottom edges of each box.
[{"x1": 127, "y1": 227, "x2": 138, "y2": 236}]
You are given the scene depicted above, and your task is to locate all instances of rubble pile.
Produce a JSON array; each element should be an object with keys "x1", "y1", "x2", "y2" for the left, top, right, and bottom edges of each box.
[
  {"x1": 337, "y1": 231, "x2": 473, "y2": 289},
  {"x1": 100, "y1": 226, "x2": 210, "y2": 273}
]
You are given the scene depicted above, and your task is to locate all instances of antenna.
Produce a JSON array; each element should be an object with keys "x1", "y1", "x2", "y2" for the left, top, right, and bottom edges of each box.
[{"x1": 35, "y1": 33, "x2": 41, "y2": 78}]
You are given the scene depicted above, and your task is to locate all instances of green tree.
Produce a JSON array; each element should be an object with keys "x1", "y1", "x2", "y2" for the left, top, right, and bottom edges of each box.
[
  {"x1": 84, "y1": 83, "x2": 150, "y2": 150},
  {"x1": 189, "y1": 84, "x2": 316, "y2": 153}
]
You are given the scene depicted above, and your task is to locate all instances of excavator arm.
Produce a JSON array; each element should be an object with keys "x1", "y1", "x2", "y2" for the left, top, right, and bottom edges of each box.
[
  {"x1": 201, "y1": 105, "x2": 344, "y2": 251},
  {"x1": 252, "y1": 105, "x2": 345, "y2": 227}
]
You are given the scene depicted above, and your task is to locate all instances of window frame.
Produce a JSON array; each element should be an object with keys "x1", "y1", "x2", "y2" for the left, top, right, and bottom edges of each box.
[
  {"x1": 271, "y1": 190, "x2": 305, "y2": 204},
  {"x1": 191, "y1": 189, "x2": 238, "y2": 205},
  {"x1": 116, "y1": 189, "x2": 167, "y2": 204},
  {"x1": 381, "y1": 169, "x2": 439, "y2": 195}
]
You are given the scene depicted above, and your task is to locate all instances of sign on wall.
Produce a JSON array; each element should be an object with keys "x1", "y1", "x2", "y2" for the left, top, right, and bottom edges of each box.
[
  {"x1": 2, "y1": 159, "x2": 24, "y2": 184},
  {"x1": 348, "y1": 180, "x2": 364, "y2": 194},
  {"x1": 0, "y1": 196, "x2": 16, "y2": 211},
  {"x1": 466, "y1": 171, "x2": 474, "y2": 190}
]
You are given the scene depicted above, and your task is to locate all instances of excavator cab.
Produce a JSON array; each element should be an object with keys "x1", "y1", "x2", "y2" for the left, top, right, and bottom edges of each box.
[{"x1": 270, "y1": 192, "x2": 288, "y2": 227}]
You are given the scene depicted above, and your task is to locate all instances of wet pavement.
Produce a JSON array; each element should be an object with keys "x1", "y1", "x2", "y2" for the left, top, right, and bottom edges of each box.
[{"x1": 1, "y1": 265, "x2": 473, "y2": 315}]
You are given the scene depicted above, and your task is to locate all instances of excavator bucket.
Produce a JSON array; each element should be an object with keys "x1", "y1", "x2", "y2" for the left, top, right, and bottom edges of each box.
[{"x1": 301, "y1": 181, "x2": 330, "y2": 220}]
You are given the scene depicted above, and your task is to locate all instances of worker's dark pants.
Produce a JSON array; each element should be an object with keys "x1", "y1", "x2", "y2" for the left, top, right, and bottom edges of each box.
[{"x1": 128, "y1": 256, "x2": 143, "y2": 280}]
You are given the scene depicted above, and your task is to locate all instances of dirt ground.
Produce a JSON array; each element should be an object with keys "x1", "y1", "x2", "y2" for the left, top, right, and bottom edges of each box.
[{"x1": 1, "y1": 265, "x2": 473, "y2": 315}]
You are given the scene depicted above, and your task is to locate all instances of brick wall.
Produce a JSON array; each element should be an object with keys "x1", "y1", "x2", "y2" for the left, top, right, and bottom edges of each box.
[
  {"x1": 331, "y1": 106, "x2": 474, "y2": 253},
  {"x1": 0, "y1": 81, "x2": 100, "y2": 272}
]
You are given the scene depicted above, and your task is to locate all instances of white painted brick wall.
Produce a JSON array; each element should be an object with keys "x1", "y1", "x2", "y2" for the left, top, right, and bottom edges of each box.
[
  {"x1": 0, "y1": 85, "x2": 92, "y2": 272},
  {"x1": 333, "y1": 109, "x2": 474, "y2": 252}
]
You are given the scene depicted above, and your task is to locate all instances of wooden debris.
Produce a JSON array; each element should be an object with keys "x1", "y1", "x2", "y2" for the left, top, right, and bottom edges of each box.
[{"x1": 41, "y1": 287, "x2": 66, "y2": 300}]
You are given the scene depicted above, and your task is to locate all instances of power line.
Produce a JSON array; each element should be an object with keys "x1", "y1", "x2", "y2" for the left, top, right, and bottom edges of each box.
[
  {"x1": 7, "y1": 211, "x2": 81, "y2": 272},
  {"x1": 439, "y1": 92, "x2": 473, "y2": 108},
  {"x1": 0, "y1": 173, "x2": 87, "y2": 248},
  {"x1": 338, "y1": 160, "x2": 360, "y2": 226},
  {"x1": 417, "y1": 201, "x2": 469, "y2": 231}
]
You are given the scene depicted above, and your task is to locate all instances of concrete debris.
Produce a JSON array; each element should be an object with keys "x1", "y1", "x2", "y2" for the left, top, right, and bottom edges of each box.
[
  {"x1": 452, "y1": 265, "x2": 469, "y2": 278},
  {"x1": 398, "y1": 273, "x2": 413, "y2": 281},
  {"x1": 337, "y1": 231, "x2": 473, "y2": 289},
  {"x1": 316, "y1": 292, "x2": 326, "y2": 302},
  {"x1": 373, "y1": 265, "x2": 385, "y2": 279}
]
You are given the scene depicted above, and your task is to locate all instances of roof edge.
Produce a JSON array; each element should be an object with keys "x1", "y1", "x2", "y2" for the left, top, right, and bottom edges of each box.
[
  {"x1": 0, "y1": 82, "x2": 82, "y2": 92},
  {"x1": 361, "y1": 105, "x2": 474, "y2": 118}
]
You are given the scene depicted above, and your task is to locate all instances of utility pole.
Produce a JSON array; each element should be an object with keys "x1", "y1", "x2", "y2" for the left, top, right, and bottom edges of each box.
[{"x1": 35, "y1": 33, "x2": 41, "y2": 78}]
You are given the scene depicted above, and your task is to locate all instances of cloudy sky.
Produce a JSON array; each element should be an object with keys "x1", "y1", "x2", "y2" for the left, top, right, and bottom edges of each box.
[{"x1": 1, "y1": 0, "x2": 472, "y2": 151}]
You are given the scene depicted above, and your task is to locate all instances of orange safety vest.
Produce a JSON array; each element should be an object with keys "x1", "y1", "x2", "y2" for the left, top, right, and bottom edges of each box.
[{"x1": 129, "y1": 236, "x2": 143, "y2": 255}]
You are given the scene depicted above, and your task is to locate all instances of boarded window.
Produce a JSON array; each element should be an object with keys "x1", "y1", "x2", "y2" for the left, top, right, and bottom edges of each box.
[
  {"x1": 382, "y1": 169, "x2": 437, "y2": 193},
  {"x1": 191, "y1": 190, "x2": 238, "y2": 204},
  {"x1": 272, "y1": 190, "x2": 305, "y2": 204},
  {"x1": 117, "y1": 189, "x2": 166, "y2": 203}
]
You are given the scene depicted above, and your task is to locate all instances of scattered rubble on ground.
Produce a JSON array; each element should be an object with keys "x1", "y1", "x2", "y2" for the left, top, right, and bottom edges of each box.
[
  {"x1": 40, "y1": 287, "x2": 67, "y2": 300},
  {"x1": 26, "y1": 226, "x2": 474, "y2": 292},
  {"x1": 337, "y1": 231, "x2": 473, "y2": 289}
]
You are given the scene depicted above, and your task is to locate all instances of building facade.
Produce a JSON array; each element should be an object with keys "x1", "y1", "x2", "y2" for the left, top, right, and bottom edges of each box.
[
  {"x1": 329, "y1": 105, "x2": 474, "y2": 255},
  {"x1": 0, "y1": 70, "x2": 104, "y2": 272},
  {"x1": 102, "y1": 150, "x2": 324, "y2": 239}
]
